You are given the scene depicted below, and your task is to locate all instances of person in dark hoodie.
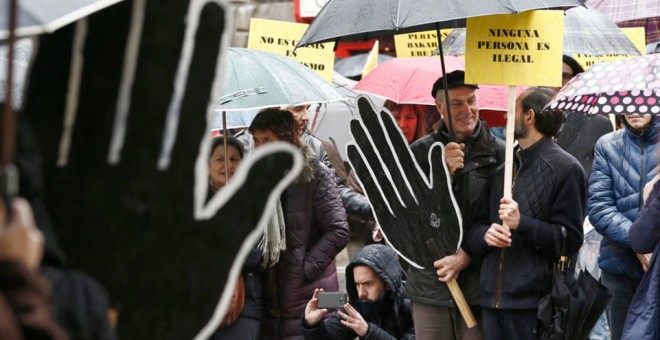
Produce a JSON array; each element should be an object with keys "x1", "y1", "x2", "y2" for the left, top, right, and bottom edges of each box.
[
  {"x1": 302, "y1": 244, "x2": 415, "y2": 340},
  {"x1": 466, "y1": 87, "x2": 587, "y2": 339},
  {"x1": 588, "y1": 113, "x2": 659, "y2": 340}
]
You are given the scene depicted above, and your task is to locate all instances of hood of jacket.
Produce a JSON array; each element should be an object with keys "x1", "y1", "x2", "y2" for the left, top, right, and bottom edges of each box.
[
  {"x1": 622, "y1": 114, "x2": 659, "y2": 143},
  {"x1": 345, "y1": 244, "x2": 404, "y2": 317},
  {"x1": 293, "y1": 144, "x2": 317, "y2": 185}
]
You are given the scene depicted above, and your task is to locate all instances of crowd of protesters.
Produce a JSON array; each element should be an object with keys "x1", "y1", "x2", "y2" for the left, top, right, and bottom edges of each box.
[
  {"x1": 211, "y1": 53, "x2": 659, "y2": 340},
  {"x1": 2, "y1": 52, "x2": 658, "y2": 340}
]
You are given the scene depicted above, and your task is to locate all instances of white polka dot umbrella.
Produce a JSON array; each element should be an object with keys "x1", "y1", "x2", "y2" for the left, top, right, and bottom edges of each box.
[{"x1": 545, "y1": 54, "x2": 660, "y2": 115}]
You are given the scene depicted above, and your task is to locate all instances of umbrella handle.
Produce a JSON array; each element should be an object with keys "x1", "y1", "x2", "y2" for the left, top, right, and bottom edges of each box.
[
  {"x1": 446, "y1": 278, "x2": 477, "y2": 328},
  {"x1": 0, "y1": 164, "x2": 19, "y2": 218},
  {"x1": 436, "y1": 24, "x2": 456, "y2": 142}
]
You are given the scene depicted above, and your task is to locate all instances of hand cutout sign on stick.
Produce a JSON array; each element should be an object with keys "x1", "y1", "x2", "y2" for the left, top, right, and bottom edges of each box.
[{"x1": 347, "y1": 95, "x2": 475, "y2": 327}]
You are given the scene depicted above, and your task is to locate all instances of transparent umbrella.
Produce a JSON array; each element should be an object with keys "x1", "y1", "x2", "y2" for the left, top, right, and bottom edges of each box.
[
  {"x1": 0, "y1": 0, "x2": 124, "y2": 39},
  {"x1": 218, "y1": 48, "x2": 346, "y2": 112}
]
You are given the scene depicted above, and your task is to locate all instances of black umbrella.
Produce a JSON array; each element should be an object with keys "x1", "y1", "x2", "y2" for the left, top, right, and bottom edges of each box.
[
  {"x1": 296, "y1": 0, "x2": 585, "y2": 140},
  {"x1": 536, "y1": 228, "x2": 613, "y2": 340}
]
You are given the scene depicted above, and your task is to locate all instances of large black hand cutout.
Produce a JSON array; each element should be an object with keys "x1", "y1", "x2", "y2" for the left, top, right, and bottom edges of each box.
[{"x1": 347, "y1": 96, "x2": 462, "y2": 269}]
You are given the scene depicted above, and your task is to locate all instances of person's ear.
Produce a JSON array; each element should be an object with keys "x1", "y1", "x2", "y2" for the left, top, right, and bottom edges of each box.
[
  {"x1": 526, "y1": 108, "x2": 536, "y2": 125},
  {"x1": 434, "y1": 97, "x2": 443, "y2": 115}
]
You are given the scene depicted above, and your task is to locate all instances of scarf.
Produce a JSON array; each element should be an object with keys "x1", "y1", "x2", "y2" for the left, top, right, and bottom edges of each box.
[{"x1": 258, "y1": 198, "x2": 286, "y2": 268}]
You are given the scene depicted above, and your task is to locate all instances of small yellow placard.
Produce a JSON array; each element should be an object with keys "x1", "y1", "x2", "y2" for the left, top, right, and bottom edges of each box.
[
  {"x1": 465, "y1": 11, "x2": 564, "y2": 86},
  {"x1": 248, "y1": 18, "x2": 335, "y2": 81},
  {"x1": 362, "y1": 41, "x2": 379, "y2": 78},
  {"x1": 573, "y1": 27, "x2": 646, "y2": 70},
  {"x1": 394, "y1": 29, "x2": 453, "y2": 57}
]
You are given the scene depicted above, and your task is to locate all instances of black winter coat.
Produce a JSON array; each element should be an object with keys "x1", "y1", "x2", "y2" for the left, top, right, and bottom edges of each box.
[
  {"x1": 622, "y1": 180, "x2": 660, "y2": 339},
  {"x1": 467, "y1": 137, "x2": 586, "y2": 309},
  {"x1": 406, "y1": 120, "x2": 504, "y2": 307},
  {"x1": 260, "y1": 148, "x2": 350, "y2": 340},
  {"x1": 555, "y1": 113, "x2": 613, "y2": 179}
]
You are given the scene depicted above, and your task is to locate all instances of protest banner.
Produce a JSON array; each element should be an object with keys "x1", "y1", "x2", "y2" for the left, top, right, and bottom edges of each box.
[
  {"x1": 464, "y1": 10, "x2": 564, "y2": 87},
  {"x1": 394, "y1": 29, "x2": 453, "y2": 57},
  {"x1": 248, "y1": 18, "x2": 335, "y2": 81}
]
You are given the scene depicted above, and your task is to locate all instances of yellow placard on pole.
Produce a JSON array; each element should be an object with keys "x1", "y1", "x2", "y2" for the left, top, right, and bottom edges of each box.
[
  {"x1": 361, "y1": 41, "x2": 379, "y2": 78},
  {"x1": 465, "y1": 11, "x2": 564, "y2": 86},
  {"x1": 248, "y1": 18, "x2": 335, "y2": 81},
  {"x1": 573, "y1": 27, "x2": 646, "y2": 70},
  {"x1": 394, "y1": 29, "x2": 452, "y2": 57}
]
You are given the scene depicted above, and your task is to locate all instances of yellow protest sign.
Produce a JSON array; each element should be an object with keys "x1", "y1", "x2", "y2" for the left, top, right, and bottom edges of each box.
[
  {"x1": 362, "y1": 41, "x2": 379, "y2": 78},
  {"x1": 573, "y1": 27, "x2": 646, "y2": 70},
  {"x1": 394, "y1": 29, "x2": 452, "y2": 57},
  {"x1": 465, "y1": 11, "x2": 564, "y2": 86},
  {"x1": 248, "y1": 18, "x2": 335, "y2": 81}
]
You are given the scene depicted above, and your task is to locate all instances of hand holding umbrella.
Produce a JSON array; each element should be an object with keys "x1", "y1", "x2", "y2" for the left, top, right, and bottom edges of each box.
[{"x1": 347, "y1": 96, "x2": 476, "y2": 327}]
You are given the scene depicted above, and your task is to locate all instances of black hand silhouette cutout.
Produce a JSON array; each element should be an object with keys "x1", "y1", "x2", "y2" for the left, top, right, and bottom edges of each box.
[
  {"x1": 347, "y1": 96, "x2": 463, "y2": 269},
  {"x1": 20, "y1": 3, "x2": 305, "y2": 338}
]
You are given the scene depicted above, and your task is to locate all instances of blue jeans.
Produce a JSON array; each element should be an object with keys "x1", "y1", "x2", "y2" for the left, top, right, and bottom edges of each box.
[
  {"x1": 601, "y1": 272, "x2": 640, "y2": 340},
  {"x1": 589, "y1": 313, "x2": 610, "y2": 340}
]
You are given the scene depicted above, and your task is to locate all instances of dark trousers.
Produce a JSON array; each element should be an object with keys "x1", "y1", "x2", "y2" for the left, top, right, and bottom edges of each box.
[
  {"x1": 601, "y1": 272, "x2": 640, "y2": 340},
  {"x1": 482, "y1": 308, "x2": 538, "y2": 340},
  {"x1": 411, "y1": 301, "x2": 483, "y2": 340}
]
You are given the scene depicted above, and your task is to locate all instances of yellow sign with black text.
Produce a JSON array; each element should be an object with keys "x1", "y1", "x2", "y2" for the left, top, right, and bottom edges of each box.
[
  {"x1": 573, "y1": 27, "x2": 646, "y2": 70},
  {"x1": 465, "y1": 11, "x2": 564, "y2": 86},
  {"x1": 248, "y1": 18, "x2": 335, "y2": 81},
  {"x1": 394, "y1": 29, "x2": 453, "y2": 57}
]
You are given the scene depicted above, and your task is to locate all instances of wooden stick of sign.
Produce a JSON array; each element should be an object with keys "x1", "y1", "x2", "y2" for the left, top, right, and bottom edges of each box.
[
  {"x1": 503, "y1": 86, "x2": 516, "y2": 201},
  {"x1": 447, "y1": 279, "x2": 477, "y2": 328}
]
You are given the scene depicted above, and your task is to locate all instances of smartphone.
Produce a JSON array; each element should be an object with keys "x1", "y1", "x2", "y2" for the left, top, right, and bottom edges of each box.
[{"x1": 317, "y1": 291, "x2": 348, "y2": 309}]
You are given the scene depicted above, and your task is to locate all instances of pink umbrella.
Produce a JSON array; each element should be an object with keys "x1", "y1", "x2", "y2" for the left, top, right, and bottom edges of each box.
[{"x1": 354, "y1": 56, "x2": 525, "y2": 111}]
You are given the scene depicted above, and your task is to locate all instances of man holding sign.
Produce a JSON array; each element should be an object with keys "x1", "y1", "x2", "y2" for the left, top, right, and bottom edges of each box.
[
  {"x1": 466, "y1": 87, "x2": 586, "y2": 339},
  {"x1": 407, "y1": 70, "x2": 505, "y2": 340}
]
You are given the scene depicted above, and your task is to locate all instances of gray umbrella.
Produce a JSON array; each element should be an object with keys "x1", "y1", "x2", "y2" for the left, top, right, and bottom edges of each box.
[
  {"x1": 297, "y1": 0, "x2": 584, "y2": 46},
  {"x1": 438, "y1": 7, "x2": 642, "y2": 56}
]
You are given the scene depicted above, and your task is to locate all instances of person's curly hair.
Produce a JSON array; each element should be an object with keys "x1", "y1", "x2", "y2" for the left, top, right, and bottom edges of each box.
[{"x1": 248, "y1": 108, "x2": 302, "y2": 148}]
